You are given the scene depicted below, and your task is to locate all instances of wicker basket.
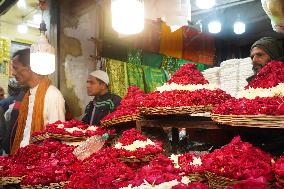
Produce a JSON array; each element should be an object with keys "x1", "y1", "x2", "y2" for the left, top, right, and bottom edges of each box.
[
  {"x1": 31, "y1": 133, "x2": 49, "y2": 143},
  {"x1": 205, "y1": 172, "x2": 238, "y2": 189},
  {"x1": 101, "y1": 114, "x2": 141, "y2": 127},
  {"x1": 47, "y1": 133, "x2": 86, "y2": 142},
  {"x1": 187, "y1": 172, "x2": 207, "y2": 182},
  {"x1": 119, "y1": 154, "x2": 157, "y2": 163},
  {"x1": 211, "y1": 114, "x2": 284, "y2": 128},
  {"x1": 140, "y1": 105, "x2": 213, "y2": 116},
  {"x1": 21, "y1": 181, "x2": 69, "y2": 189},
  {"x1": 0, "y1": 176, "x2": 23, "y2": 185}
]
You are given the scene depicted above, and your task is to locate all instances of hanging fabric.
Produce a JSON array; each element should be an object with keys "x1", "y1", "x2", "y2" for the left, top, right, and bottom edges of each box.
[
  {"x1": 159, "y1": 22, "x2": 183, "y2": 59},
  {"x1": 142, "y1": 51, "x2": 163, "y2": 68},
  {"x1": 161, "y1": 56, "x2": 179, "y2": 74},
  {"x1": 182, "y1": 27, "x2": 215, "y2": 65},
  {"x1": 126, "y1": 63, "x2": 145, "y2": 91},
  {"x1": 142, "y1": 65, "x2": 169, "y2": 93},
  {"x1": 106, "y1": 59, "x2": 129, "y2": 97},
  {"x1": 127, "y1": 48, "x2": 143, "y2": 65}
]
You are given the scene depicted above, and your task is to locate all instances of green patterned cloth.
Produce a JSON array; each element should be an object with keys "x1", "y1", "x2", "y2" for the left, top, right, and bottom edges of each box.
[
  {"x1": 106, "y1": 59, "x2": 129, "y2": 97},
  {"x1": 127, "y1": 48, "x2": 142, "y2": 65},
  {"x1": 142, "y1": 65, "x2": 169, "y2": 93},
  {"x1": 127, "y1": 63, "x2": 145, "y2": 91},
  {"x1": 161, "y1": 56, "x2": 179, "y2": 75},
  {"x1": 142, "y1": 51, "x2": 163, "y2": 68}
]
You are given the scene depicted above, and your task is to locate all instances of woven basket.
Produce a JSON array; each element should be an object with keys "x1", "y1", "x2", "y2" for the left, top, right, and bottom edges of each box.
[
  {"x1": 120, "y1": 154, "x2": 157, "y2": 163},
  {"x1": 48, "y1": 133, "x2": 86, "y2": 142},
  {"x1": 187, "y1": 172, "x2": 207, "y2": 182},
  {"x1": 0, "y1": 176, "x2": 23, "y2": 185},
  {"x1": 205, "y1": 172, "x2": 238, "y2": 189},
  {"x1": 31, "y1": 133, "x2": 49, "y2": 143},
  {"x1": 211, "y1": 114, "x2": 284, "y2": 128},
  {"x1": 21, "y1": 181, "x2": 69, "y2": 189},
  {"x1": 140, "y1": 105, "x2": 213, "y2": 116},
  {"x1": 101, "y1": 114, "x2": 141, "y2": 127}
]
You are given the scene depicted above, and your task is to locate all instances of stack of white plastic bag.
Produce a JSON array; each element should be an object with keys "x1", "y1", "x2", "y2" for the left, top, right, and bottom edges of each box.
[
  {"x1": 238, "y1": 57, "x2": 254, "y2": 91},
  {"x1": 202, "y1": 67, "x2": 220, "y2": 87}
]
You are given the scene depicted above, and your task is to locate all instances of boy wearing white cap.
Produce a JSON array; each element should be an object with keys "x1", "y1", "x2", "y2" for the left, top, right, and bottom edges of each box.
[{"x1": 82, "y1": 70, "x2": 121, "y2": 125}]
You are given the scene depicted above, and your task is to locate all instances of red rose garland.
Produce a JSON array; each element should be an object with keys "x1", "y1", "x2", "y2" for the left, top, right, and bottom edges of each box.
[
  {"x1": 101, "y1": 86, "x2": 145, "y2": 122},
  {"x1": 245, "y1": 61, "x2": 284, "y2": 89}
]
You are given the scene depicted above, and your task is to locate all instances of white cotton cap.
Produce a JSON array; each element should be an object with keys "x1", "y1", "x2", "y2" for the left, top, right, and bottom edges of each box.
[{"x1": 89, "y1": 70, "x2": 109, "y2": 85}]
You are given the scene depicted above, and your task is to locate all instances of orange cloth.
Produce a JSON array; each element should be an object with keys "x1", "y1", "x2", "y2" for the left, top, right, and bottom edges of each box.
[
  {"x1": 182, "y1": 27, "x2": 215, "y2": 65},
  {"x1": 159, "y1": 22, "x2": 183, "y2": 59},
  {"x1": 11, "y1": 77, "x2": 51, "y2": 154}
]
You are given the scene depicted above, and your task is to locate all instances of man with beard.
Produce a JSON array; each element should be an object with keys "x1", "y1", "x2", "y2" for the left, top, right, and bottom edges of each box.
[
  {"x1": 247, "y1": 37, "x2": 284, "y2": 82},
  {"x1": 243, "y1": 37, "x2": 284, "y2": 155}
]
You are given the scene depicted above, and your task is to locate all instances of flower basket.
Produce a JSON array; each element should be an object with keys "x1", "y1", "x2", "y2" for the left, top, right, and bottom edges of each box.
[
  {"x1": 205, "y1": 172, "x2": 238, "y2": 189},
  {"x1": 47, "y1": 133, "x2": 86, "y2": 142},
  {"x1": 140, "y1": 105, "x2": 213, "y2": 116},
  {"x1": 0, "y1": 176, "x2": 23, "y2": 185},
  {"x1": 21, "y1": 181, "x2": 69, "y2": 189},
  {"x1": 101, "y1": 114, "x2": 142, "y2": 127},
  {"x1": 211, "y1": 114, "x2": 284, "y2": 128},
  {"x1": 31, "y1": 133, "x2": 49, "y2": 143},
  {"x1": 119, "y1": 154, "x2": 157, "y2": 163},
  {"x1": 187, "y1": 172, "x2": 207, "y2": 182}
]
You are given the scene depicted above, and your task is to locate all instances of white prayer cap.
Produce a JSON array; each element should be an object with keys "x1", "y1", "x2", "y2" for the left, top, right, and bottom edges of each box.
[{"x1": 89, "y1": 70, "x2": 109, "y2": 85}]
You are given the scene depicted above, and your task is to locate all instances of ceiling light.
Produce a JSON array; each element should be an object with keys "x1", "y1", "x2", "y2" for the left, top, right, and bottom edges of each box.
[
  {"x1": 17, "y1": 23, "x2": 28, "y2": 34},
  {"x1": 196, "y1": 0, "x2": 215, "y2": 10},
  {"x1": 208, "y1": 21, "x2": 221, "y2": 34},
  {"x1": 111, "y1": 0, "x2": 144, "y2": 35},
  {"x1": 17, "y1": 0, "x2": 26, "y2": 9},
  {"x1": 33, "y1": 13, "x2": 42, "y2": 24},
  {"x1": 234, "y1": 21, "x2": 245, "y2": 34}
]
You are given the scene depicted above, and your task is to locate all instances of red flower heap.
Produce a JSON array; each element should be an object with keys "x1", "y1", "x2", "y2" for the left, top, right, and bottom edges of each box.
[
  {"x1": 168, "y1": 64, "x2": 209, "y2": 85},
  {"x1": 101, "y1": 86, "x2": 145, "y2": 122},
  {"x1": 213, "y1": 97, "x2": 284, "y2": 115},
  {"x1": 130, "y1": 155, "x2": 181, "y2": 186},
  {"x1": 177, "y1": 153, "x2": 204, "y2": 174},
  {"x1": 114, "y1": 128, "x2": 163, "y2": 158},
  {"x1": 142, "y1": 89, "x2": 232, "y2": 108},
  {"x1": 45, "y1": 119, "x2": 110, "y2": 137},
  {"x1": 203, "y1": 136, "x2": 273, "y2": 182},
  {"x1": 2, "y1": 139, "x2": 78, "y2": 186},
  {"x1": 65, "y1": 147, "x2": 134, "y2": 189},
  {"x1": 245, "y1": 61, "x2": 284, "y2": 89},
  {"x1": 273, "y1": 156, "x2": 284, "y2": 188}
]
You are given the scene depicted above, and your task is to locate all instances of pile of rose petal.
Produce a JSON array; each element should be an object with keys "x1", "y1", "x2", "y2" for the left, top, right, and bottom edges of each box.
[
  {"x1": 212, "y1": 96, "x2": 284, "y2": 115},
  {"x1": 113, "y1": 128, "x2": 163, "y2": 158},
  {"x1": 65, "y1": 147, "x2": 134, "y2": 189},
  {"x1": 245, "y1": 61, "x2": 284, "y2": 89},
  {"x1": 273, "y1": 156, "x2": 284, "y2": 188},
  {"x1": 141, "y1": 64, "x2": 232, "y2": 108},
  {"x1": 168, "y1": 64, "x2": 209, "y2": 85},
  {"x1": 202, "y1": 136, "x2": 273, "y2": 184},
  {"x1": 0, "y1": 139, "x2": 78, "y2": 186},
  {"x1": 101, "y1": 86, "x2": 145, "y2": 122},
  {"x1": 32, "y1": 120, "x2": 113, "y2": 138}
]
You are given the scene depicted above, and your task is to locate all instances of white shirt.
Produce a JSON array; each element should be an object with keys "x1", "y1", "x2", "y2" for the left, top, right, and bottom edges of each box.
[{"x1": 20, "y1": 85, "x2": 65, "y2": 147}]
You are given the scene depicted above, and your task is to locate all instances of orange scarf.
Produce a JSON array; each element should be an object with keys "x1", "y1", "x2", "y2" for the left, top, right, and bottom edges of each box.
[{"x1": 11, "y1": 77, "x2": 51, "y2": 155}]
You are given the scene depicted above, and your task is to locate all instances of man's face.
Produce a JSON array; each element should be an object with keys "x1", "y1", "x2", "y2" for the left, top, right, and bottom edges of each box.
[
  {"x1": 11, "y1": 55, "x2": 31, "y2": 86},
  {"x1": 86, "y1": 75, "x2": 105, "y2": 96},
  {"x1": 250, "y1": 47, "x2": 272, "y2": 74}
]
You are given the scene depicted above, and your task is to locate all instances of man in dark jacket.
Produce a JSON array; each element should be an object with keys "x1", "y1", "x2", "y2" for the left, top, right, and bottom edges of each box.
[
  {"x1": 82, "y1": 70, "x2": 121, "y2": 126},
  {"x1": 247, "y1": 37, "x2": 284, "y2": 82}
]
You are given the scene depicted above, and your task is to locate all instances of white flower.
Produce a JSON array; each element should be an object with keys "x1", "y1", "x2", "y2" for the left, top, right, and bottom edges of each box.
[
  {"x1": 169, "y1": 154, "x2": 181, "y2": 168},
  {"x1": 190, "y1": 157, "x2": 202, "y2": 166},
  {"x1": 115, "y1": 139, "x2": 155, "y2": 151}
]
